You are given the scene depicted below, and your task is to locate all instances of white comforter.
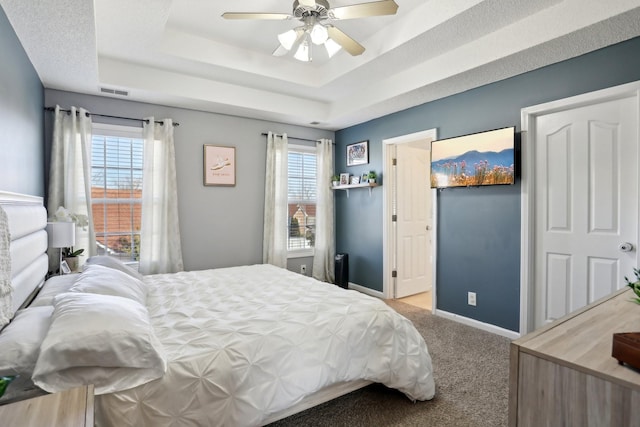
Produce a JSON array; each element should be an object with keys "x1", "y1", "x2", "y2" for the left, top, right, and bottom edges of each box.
[{"x1": 96, "y1": 264, "x2": 435, "y2": 426}]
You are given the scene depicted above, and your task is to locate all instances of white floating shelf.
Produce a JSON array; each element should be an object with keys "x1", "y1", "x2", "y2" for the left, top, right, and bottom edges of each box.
[{"x1": 331, "y1": 182, "x2": 379, "y2": 197}]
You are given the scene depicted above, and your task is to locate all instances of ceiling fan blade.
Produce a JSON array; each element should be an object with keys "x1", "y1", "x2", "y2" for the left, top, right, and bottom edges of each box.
[
  {"x1": 298, "y1": 0, "x2": 317, "y2": 7},
  {"x1": 326, "y1": 26, "x2": 365, "y2": 56},
  {"x1": 222, "y1": 12, "x2": 291, "y2": 20},
  {"x1": 330, "y1": 0, "x2": 398, "y2": 20}
]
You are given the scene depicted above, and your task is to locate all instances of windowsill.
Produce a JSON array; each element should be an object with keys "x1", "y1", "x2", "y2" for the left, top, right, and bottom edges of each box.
[{"x1": 288, "y1": 250, "x2": 314, "y2": 259}]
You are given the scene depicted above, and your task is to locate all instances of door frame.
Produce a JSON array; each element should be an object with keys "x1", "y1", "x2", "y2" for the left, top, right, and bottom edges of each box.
[
  {"x1": 382, "y1": 128, "x2": 438, "y2": 306},
  {"x1": 520, "y1": 81, "x2": 640, "y2": 335}
]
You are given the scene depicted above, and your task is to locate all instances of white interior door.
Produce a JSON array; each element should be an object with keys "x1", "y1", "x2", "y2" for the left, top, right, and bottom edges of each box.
[
  {"x1": 395, "y1": 142, "x2": 432, "y2": 298},
  {"x1": 533, "y1": 95, "x2": 639, "y2": 328}
]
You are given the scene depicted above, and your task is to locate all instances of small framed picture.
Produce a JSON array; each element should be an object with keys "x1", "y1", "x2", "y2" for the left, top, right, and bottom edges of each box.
[
  {"x1": 361, "y1": 173, "x2": 369, "y2": 183},
  {"x1": 204, "y1": 145, "x2": 236, "y2": 186},
  {"x1": 350, "y1": 176, "x2": 360, "y2": 185},
  {"x1": 346, "y1": 140, "x2": 369, "y2": 166},
  {"x1": 60, "y1": 260, "x2": 71, "y2": 275},
  {"x1": 340, "y1": 173, "x2": 350, "y2": 185}
]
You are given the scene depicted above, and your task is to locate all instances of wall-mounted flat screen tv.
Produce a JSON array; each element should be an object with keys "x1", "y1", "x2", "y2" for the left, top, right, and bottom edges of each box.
[{"x1": 430, "y1": 126, "x2": 515, "y2": 188}]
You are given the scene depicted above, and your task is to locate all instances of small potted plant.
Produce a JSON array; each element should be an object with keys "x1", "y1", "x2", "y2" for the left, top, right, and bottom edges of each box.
[
  {"x1": 63, "y1": 247, "x2": 85, "y2": 272},
  {"x1": 331, "y1": 175, "x2": 340, "y2": 187},
  {"x1": 626, "y1": 268, "x2": 640, "y2": 304},
  {"x1": 367, "y1": 171, "x2": 377, "y2": 184}
]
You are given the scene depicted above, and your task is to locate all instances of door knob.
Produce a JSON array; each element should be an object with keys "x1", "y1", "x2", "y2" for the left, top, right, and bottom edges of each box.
[{"x1": 619, "y1": 242, "x2": 634, "y2": 252}]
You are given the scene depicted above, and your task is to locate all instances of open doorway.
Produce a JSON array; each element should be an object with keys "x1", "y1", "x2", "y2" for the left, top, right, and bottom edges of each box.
[{"x1": 382, "y1": 129, "x2": 438, "y2": 311}]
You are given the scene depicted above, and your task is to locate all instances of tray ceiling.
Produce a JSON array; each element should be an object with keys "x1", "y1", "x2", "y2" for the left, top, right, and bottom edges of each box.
[{"x1": 2, "y1": 0, "x2": 640, "y2": 130}]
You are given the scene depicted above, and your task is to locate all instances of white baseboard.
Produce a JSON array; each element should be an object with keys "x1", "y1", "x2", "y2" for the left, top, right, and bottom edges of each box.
[
  {"x1": 434, "y1": 309, "x2": 521, "y2": 340},
  {"x1": 348, "y1": 282, "x2": 384, "y2": 299}
]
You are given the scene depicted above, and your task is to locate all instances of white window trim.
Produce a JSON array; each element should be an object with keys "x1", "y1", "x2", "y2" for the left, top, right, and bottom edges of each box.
[
  {"x1": 91, "y1": 122, "x2": 144, "y2": 263},
  {"x1": 92, "y1": 122, "x2": 143, "y2": 138},
  {"x1": 287, "y1": 143, "x2": 316, "y2": 259}
]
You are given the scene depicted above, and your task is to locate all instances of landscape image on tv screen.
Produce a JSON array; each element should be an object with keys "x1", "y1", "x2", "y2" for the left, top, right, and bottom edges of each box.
[{"x1": 430, "y1": 126, "x2": 515, "y2": 188}]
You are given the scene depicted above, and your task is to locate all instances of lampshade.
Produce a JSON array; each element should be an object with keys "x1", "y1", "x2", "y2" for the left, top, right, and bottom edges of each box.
[
  {"x1": 310, "y1": 24, "x2": 328, "y2": 45},
  {"x1": 294, "y1": 38, "x2": 311, "y2": 62},
  {"x1": 46, "y1": 222, "x2": 76, "y2": 248},
  {"x1": 277, "y1": 29, "x2": 298, "y2": 51},
  {"x1": 324, "y1": 38, "x2": 342, "y2": 58},
  {"x1": 277, "y1": 23, "x2": 341, "y2": 62}
]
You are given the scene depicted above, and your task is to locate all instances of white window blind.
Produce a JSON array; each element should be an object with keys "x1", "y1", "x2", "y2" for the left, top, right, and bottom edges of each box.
[
  {"x1": 288, "y1": 145, "x2": 317, "y2": 253},
  {"x1": 91, "y1": 124, "x2": 144, "y2": 262}
]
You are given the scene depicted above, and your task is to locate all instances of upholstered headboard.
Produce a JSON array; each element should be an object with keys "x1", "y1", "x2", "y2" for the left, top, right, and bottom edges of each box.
[{"x1": 0, "y1": 191, "x2": 48, "y2": 327}]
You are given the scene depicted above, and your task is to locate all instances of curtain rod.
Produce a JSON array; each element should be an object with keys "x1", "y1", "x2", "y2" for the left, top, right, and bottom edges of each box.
[
  {"x1": 44, "y1": 107, "x2": 180, "y2": 127},
  {"x1": 261, "y1": 132, "x2": 333, "y2": 144}
]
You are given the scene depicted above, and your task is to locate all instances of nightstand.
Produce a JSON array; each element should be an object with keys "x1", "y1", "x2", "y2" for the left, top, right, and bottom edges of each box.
[{"x1": 0, "y1": 385, "x2": 94, "y2": 427}]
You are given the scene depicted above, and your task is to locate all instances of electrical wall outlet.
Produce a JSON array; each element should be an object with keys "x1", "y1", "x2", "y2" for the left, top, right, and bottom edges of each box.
[
  {"x1": 300, "y1": 264, "x2": 307, "y2": 275},
  {"x1": 468, "y1": 292, "x2": 477, "y2": 306}
]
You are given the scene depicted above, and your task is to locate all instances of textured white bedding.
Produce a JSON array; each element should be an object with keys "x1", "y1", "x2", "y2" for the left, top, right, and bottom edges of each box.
[{"x1": 95, "y1": 264, "x2": 435, "y2": 426}]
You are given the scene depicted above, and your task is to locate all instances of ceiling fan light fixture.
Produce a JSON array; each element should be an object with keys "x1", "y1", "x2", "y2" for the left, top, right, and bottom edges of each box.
[
  {"x1": 277, "y1": 29, "x2": 298, "y2": 51},
  {"x1": 324, "y1": 38, "x2": 342, "y2": 57},
  {"x1": 294, "y1": 38, "x2": 311, "y2": 62},
  {"x1": 310, "y1": 23, "x2": 328, "y2": 45}
]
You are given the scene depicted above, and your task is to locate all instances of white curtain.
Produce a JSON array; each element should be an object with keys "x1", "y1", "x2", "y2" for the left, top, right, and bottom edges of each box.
[
  {"x1": 48, "y1": 105, "x2": 96, "y2": 269},
  {"x1": 139, "y1": 118, "x2": 184, "y2": 274},
  {"x1": 312, "y1": 139, "x2": 335, "y2": 282},
  {"x1": 263, "y1": 132, "x2": 288, "y2": 268}
]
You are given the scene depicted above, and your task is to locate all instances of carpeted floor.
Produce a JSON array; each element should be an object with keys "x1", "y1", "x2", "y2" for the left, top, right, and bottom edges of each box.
[{"x1": 269, "y1": 300, "x2": 512, "y2": 427}]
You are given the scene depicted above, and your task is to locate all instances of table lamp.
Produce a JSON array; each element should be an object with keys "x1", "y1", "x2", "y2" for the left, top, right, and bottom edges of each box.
[{"x1": 46, "y1": 222, "x2": 76, "y2": 275}]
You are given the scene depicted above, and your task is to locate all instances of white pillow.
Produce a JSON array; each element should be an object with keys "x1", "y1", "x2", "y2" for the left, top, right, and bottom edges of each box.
[
  {"x1": 70, "y1": 264, "x2": 147, "y2": 305},
  {"x1": 0, "y1": 306, "x2": 54, "y2": 376},
  {"x1": 84, "y1": 255, "x2": 144, "y2": 281},
  {"x1": 32, "y1": 292, "x2": 166, "y2": 395},
  {"x1": 29, "y1": 274, "x2": 77, "y2": 307}
]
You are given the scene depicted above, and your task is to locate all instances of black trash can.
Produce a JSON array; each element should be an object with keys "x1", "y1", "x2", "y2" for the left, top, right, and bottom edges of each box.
[{"x1": 334, "y1": 253, "x2": 349, "y2": 289}]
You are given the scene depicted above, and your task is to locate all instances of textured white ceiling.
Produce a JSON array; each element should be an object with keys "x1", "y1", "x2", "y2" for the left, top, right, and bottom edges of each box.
[{"x1": 2, "y1": 0, "x2": 640, "y2": 130}]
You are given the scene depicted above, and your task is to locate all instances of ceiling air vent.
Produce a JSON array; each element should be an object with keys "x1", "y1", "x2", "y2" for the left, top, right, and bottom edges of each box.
[{"x1": 100, "y1": 87, "x2": 129, "y2": 97}]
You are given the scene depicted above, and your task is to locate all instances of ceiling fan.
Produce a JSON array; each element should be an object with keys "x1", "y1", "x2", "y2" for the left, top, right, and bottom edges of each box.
[{"x1": 222, "y1": 0, "x2": 399, "y2": 62}]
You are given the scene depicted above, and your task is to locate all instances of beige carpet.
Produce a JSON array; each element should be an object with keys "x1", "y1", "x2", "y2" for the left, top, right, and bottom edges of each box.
[{"x1": 269, "y1": 300, "x2": 512, "y2": 426}]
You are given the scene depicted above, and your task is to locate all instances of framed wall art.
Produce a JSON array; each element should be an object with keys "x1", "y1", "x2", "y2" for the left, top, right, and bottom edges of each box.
[
  {"x1": 346, "y1": 140, "x2": 369, "y2": 166},
  {"x1": 204, "y1": 145, "x2": 236, "y2": 186}
]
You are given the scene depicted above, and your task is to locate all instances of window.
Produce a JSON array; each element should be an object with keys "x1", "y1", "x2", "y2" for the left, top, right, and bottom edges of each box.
[
  {"x1": 288, "y1": 145, "x2": 317, "y2": 256},
  {"x1": 90, "y1": 124, "x2": 144, "y2": 263}
]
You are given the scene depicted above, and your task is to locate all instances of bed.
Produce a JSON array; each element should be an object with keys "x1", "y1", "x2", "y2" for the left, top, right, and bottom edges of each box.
[{"x1": 0, "y1": 191, "x2": 435, "y2": 426}]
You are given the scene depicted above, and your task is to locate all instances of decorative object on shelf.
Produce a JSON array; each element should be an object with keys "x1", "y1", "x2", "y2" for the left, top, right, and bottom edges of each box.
[
  {"x1": 346, "y1": 140, "x2": 369, "y2": 166},
  {"x1": 360, "y1": 173, "x2": 368, "y2": 183},
  {"x1": 367, "y1": 171, "x2": 377, "y2": 183},
  {"x1": 331, "y1": 175, "x2": 340, "y2": 187},
  {"x1": 350, "y1": 176, "x2": 360, "y2": 185},
  {"x1": 204, "y1": 145, "x2": 236, "y2": 186},
  {"x1": 625, "y1": 267, "x2": 640, "y2": 304},
  {"x1": 339, "y1": 173, "x2": 350, "y2": 185},
  {"x1": 612, "y1": 332, "x2": 640, "y2": 370}
]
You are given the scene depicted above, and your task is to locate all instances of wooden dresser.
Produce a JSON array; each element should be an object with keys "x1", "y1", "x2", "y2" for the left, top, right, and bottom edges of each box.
[
  {"x1": 509, "y1": 288, "x2": 640, "y2": 426},
  {"x1": 0, "y1": 385, "x2": 94, "y2": 427}
]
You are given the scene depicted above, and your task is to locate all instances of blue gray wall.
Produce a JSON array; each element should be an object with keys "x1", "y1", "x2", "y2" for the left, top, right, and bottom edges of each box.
[
  {"x1": 336, "y1": 36, "x2": 640, "y2": 332},
  {"x1": 44, "y1": 90, "x2": 334, "y2": 274},
  {"x1": 0, "y1": 7, "x2": 44, "y2": 196}
]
